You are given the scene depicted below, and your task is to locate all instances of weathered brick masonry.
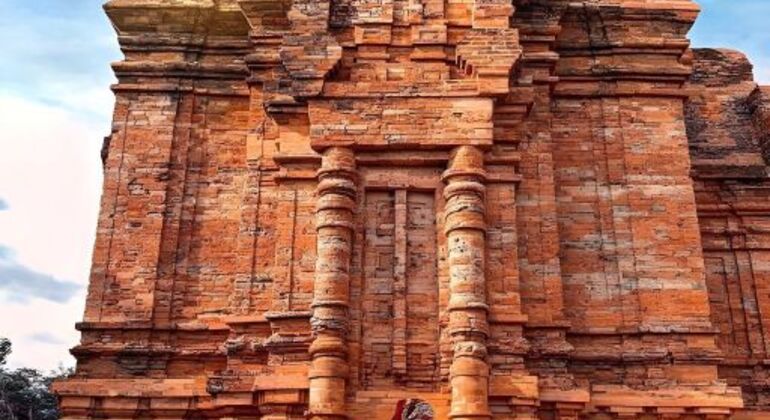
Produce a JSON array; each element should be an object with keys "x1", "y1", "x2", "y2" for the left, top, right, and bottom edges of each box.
[{"x1": 53, "y1": 0, "x2": 770, "y2": 418}]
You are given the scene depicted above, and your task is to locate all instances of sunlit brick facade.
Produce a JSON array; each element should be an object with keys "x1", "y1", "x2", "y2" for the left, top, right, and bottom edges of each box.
[{"x1": 54, "y1": 1, "x2": 770, "y2": 418}]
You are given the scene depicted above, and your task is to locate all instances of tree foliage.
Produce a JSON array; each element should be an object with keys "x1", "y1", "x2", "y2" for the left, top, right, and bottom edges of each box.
[
  {"x1": 0, "y1": 338, "x2": 70, "y2": 420},
  {"x1": 0, "y1": 338, "x2": 10, "y2": 367}
]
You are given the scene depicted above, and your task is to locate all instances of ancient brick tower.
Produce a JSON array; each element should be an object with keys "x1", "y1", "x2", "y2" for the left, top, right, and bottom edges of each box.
[{"x1": 54, "y1": 0, "x2": 770, "y2": 418}]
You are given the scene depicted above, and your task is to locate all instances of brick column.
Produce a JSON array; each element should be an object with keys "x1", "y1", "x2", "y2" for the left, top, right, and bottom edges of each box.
[
  {"x1": 308, "y1": 147, "x2": 357, "y2": 419},
  {"x1": 443, "y1": 146, "x2": 491, "y2": 419}
]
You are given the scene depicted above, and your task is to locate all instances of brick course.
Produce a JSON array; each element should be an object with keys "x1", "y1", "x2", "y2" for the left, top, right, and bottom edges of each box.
[{"x1": 53, "y1": 1, "x2": 770, "y2": 418}]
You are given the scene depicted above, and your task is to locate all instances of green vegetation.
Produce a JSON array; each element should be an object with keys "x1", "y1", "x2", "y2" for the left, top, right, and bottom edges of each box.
[{"x1": 0, "y1": 338, "x2": 71, "y2": 420}]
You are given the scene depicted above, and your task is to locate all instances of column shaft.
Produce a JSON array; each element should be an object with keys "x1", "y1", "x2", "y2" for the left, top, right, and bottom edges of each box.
[
  {"x1": 308, "y1": 147, "x2": 357, "y2": 420},
  {"x1": 443, "y1": 146, "x2": 491, "y2": 419}
]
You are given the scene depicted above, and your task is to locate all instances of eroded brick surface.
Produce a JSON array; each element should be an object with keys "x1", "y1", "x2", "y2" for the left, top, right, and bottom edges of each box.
[
  {"x1": 687, "y1": 48, "x2": 770, "y2": 417},
  {"x1": 53, "y1": 1, "x2": 770, "y2": 418}
]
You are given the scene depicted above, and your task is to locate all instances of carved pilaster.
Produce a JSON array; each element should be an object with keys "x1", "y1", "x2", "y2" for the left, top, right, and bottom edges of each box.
[
  {"x1": 308, "y1": 147, "x2": 357, "y2": 419},
  {"x1": 443, "y1": 146, "x2": 491, "y2": 419}
]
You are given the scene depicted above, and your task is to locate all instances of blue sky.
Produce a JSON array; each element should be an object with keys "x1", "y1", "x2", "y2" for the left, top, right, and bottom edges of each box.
[
  {"x1": 690, "y1": 0, "x2": 770, "y2": 82},
  {"x1": 0, "y1": 0, "x2": 768, "y2": 371},
  {"x1": 0, "y1": 0, "x2": 120, "y2": 371}
]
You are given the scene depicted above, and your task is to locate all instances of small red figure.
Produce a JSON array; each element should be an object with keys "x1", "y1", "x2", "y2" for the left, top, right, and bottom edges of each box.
[{"x1": 392, "y1": 399, "x2": 434, "y2": 420}]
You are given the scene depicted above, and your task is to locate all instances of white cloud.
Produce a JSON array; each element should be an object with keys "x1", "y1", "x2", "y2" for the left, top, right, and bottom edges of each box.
[
  {"x1": 0, "y1": 254, "x2": 82, "y2": 304},
  {"x1": 1, "y1": 292, "x2": 87, "y2": 371},
  {"x1": 0, "y1": 94, "x2": 105, "y2": 280},
  {"x1": 0, "y1": 0, "x2": 118, "y2": 373},
  {"x1": 27, "y1": 332, "x2": 68, "y2": 346},
  {"x1": 0, "y1": 93, "x2": 108, "y2": 370}
]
